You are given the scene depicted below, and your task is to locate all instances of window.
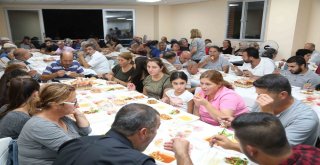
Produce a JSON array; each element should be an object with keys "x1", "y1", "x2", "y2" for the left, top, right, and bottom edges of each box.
[
  {"x1": 226, "y1": 0, "x2": 267, "y2": 40},
  {"x1": 42, "y1": 9, "x2": 104, "y2": 39}
]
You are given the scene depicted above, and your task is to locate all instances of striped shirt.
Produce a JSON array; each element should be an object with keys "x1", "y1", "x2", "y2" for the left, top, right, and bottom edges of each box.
[{"x1": 42, "y1": 60, "x2": 84, "y2": 78}]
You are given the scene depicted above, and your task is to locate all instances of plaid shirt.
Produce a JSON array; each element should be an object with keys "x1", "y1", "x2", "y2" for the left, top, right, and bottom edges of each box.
[{"x1": 279, "y1": 145, "x2": 320, "y2": 165}]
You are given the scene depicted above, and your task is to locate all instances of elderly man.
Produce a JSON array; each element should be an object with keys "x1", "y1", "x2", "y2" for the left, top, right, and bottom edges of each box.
[
  {"x1": 53, "y1": 103, "x2": 193, "y2": 165},
  {"x1": 281, "y1": 56, "x2": 320, "y2": 88},
  {"x1": 41, "y1": 51, "x2": 84, "y2": 81},
  {"x1": 174, "y1": 51, "x2": 192, "y2": 69},
  {"x1": 9, "y1": 48, "x2": 41, "y2": 80},
  {"x1": 232, "y1": 47, "x2": 275, "y2": 79},
  {"x1": 78, "y1": 43, "x2": 110, "y2": 75},
  {"x1": 213, "y1": 113, "x2": 320, "y2": 164},
  {"x1": 213, "y1": 74, "x2": 319, "y2": 150},
  {"x1": 304, "y1": 43, "x2": 320, "y2": 65},
  {"x1": 54, "y1": 41, "x2": 75, "y2": 55}
]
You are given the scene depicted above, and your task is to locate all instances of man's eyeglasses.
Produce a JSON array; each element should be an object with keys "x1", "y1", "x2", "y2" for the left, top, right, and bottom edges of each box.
[{"x1": 63, "y1": 100, "x2": 78, "y2": 106}]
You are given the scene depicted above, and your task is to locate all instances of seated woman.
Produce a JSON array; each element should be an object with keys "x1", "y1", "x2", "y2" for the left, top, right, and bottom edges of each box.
[
  {"x1": 220, "y1": 40, "x2": 233, "y2": 54},
  {"x1": 18, "y1": 83, "x2": 91, "y2": 165},
  {"x1": 171, "y1": 42, "x2": 182, "y2": 56},
  {"x1": 110, "y1": 37, "x2": 123, "y2": 52},
  {"x1": 103, "y1": 52, "x2": 134, "y2": 86},
  {"x1": 198, "y1": 46, "x2": 230, "y2": 73},
  {"x1": 193, "y1": 70, "x2": 248, "y2": 126},
  {"x1": 234, "y1": 41, "x2": 248, "y2": 56},
  {"x1": 0, "y1": 78, "x2": 39, "y2": 139},
  {"x1": 129, "y1": 56, "x2": 149, "y2": 93},
  {"x1": 0, "y1": 69, "x2": 31, "y2": 109},
  {"x1": 143, "y1": 58, "x2": 171, "y2": 99}
]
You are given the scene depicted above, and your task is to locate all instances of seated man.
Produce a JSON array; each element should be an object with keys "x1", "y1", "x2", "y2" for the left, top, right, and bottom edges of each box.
[
  {"x1": 296, "y1": 49, "x2": 317, "y2": 71},
  {"x1": 41, "y1": 51, "x2": 84, "y2": 81},
  {"x1": 281, "y1": 56, "x2": 320, "y2": 88},
  {"x1": 0, "y1": 43, "x2": 16, "y2": 62},
  {"x1": 161, "y1": 51, "x2": 177, "y2": 73},
  {"x1": 232, "y1": 47, "x2": 275, "y2": 79},
  {"x1": 78, "y1": 43, "x2": 110, "y2": 75},
  {"x1": 54, "y1": 41, "x2": 75, "y2": 55},
  {"x1": 198, "y1": 46, "x2": 230, "y2": 73},
  {"x1": 182, "y1": 60, "x2": 199, "y2": 89},
  {"x1": 216, "y1": 74, "x2": 319, "y2": 147},
  {"x1": 9, "y1": 48, "x2": 41, "y2": 80},
  {"x1": 53, "y1": 103, "x2": 193, "y2": 165},
  {"x1": 213, "y1": 112, "x2": 320, "y2": 165},
  {"x1": 40, "y1": 37, "x2": 58, "y2": 54},
  {"x1": 173, "y1": 50, "x2": 192, "y2": 69},
  {"x1": 304, "y1": 43, "x2": 320, "y2": 65}
]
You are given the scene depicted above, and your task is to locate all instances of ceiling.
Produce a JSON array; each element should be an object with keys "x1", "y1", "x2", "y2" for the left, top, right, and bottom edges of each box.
[{"x1": 0, "y1": 0, "x2": 208, "y2": 5}]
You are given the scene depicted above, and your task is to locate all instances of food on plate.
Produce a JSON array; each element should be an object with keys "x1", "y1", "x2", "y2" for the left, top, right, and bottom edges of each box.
[
  {"x1": 169, "y1": 109, "x2": 180, "y2": 115},
  {"x1": 178, "y1": 115, "x2": 193, "y2": 121},
  {"x1": 160, "y1": 114, "x2": 172, "y2": 120},
  {"x1": 83, "y1": 109, "x2": 99, "y2": 114},
  {"x1": 91, "y1": 88, "x2": 102, "y2": 93},
  {"x1": 70, "y1": 78, "x2": 93, "y2": 89},
  {"x1": 234, "y1": 78, "x2": 254, "y2": 88},
  {"x1": 133, "y1": 95, "x2": 146, "y2": 99},
  {"x1": 113, "y1": 99, "x2": 127, "y2": 105},
  {"x1": 115, "y1": 87, "x2": 125, "y2": 90},
  {"x1": 300, "y1": 90, "x2": 314, "y2": 95},
  {"x1": 43, "y1": 57, "x2": 55, "y2": 62},
  {"x1": 225, "y1": 157, "x2": 248, "y2": 165},
  {"x1": 149, "y1": 151, "x2": 175, "y2": 163},
  {"x1": 147, "y1": 100, "x2": 158, "y2": 104}
]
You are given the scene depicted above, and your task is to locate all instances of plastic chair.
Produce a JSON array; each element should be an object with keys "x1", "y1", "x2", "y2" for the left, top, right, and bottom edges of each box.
[{"x1": 0, "y1": 137, "x2": 12, "y2": 165}]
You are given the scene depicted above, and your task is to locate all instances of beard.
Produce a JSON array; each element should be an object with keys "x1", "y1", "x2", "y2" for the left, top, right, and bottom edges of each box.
[
  {"x1": 243, "y1": 59, "x2": 251, "y2": 63},
  {"x1": 290, "y1": 67, "x2": 303, "y2": 74}
]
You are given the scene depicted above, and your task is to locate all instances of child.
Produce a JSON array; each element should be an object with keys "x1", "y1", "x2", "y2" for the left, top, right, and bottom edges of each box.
[{"x1": 162, "y1": 71, "x2": 194, "y2": 113}]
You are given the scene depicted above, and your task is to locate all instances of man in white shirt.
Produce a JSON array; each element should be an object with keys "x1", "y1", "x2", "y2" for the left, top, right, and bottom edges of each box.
[
  {"x1": 54, "y1": 41, "x2": 75, "y2": 55},
  {"x1": 232, "y1": 47, "x2": 275, "y2": 79},
  {"x1": 78, "y1": 43, "x2": 110, "y2": 75},
  {"x1": 304, "y1": 43, "x2": 320, "y2": 65}
]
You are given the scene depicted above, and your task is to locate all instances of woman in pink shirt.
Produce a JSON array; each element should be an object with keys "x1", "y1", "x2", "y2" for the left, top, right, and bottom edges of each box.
[{"x1": 193, "y1": 70, "x2": 248, "y2": 126}]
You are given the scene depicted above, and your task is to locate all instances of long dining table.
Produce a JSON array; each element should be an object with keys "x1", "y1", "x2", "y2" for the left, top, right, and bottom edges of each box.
[{"x1": 59, "y1": 78, "x2": 251, "y2": 165}]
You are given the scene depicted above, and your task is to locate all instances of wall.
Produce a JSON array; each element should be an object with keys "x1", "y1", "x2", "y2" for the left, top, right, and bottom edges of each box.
[
  {"x1": 264, "y1": 0, "x2": 300, "y2": 59},
  {"x1": 170, "y1": 0, "x2": 227, "y2": 45},
  {"x1": 0, "y1": 4, "x2": 155, "y2": 40},
  {"x1": 291, "y1": 0, "x2": 311, "y2": 56},
  {"x1": 306, "y1": 0, "x2": 320, "y2": 50},
  {"x1": 0, "y1": 7, "x2": 9, "y2": 37},
  {"x1": 8, "y1": 10, "x2": 42, "y2": 43}
]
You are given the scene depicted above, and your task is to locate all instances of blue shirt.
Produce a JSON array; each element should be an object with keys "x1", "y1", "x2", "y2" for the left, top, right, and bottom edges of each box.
[
  {"x1": 42, "y1": 60, "x2": 84, "y2": 78},
  {"x1": 0, "y1": 52, "x2": 9, "y2": 60}
]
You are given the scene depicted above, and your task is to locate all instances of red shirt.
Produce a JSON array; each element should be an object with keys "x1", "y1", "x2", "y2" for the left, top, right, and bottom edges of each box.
[{"x1": 279, "y1": 145, "x2": 320, "y2": 165}]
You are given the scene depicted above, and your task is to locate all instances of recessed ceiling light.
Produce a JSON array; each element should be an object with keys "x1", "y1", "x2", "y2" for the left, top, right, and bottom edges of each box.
[
  {"x1": 229, "y1": 4, "x2": 239, "y2": 7},
  {"x1": 137, "y1": 0, "x2": 161, "y2": 3}
]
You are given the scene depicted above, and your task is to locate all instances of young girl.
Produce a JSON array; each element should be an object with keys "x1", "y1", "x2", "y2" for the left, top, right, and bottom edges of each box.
[{"x1": 162, "y1": 71, "x2": 194, "y2": 113}]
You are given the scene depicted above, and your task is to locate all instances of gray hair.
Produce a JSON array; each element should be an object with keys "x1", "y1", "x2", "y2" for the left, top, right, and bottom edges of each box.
[
  {"x1": 111, "y1": 103, "x2": 160, "y2": 136},
  {"x1": 187, "y1": 60, "x2": 197, "y2": 67}
]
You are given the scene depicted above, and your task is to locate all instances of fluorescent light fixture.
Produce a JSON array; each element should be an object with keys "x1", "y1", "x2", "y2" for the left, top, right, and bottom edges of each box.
[
  {"x1": 117, "y1": 18, "x2": 126, "y2": 20},
  {"x1": 229, "y1": 3, "x2": 239, "y2": 7},
  {"x1": 137, "y1": 0, "x2": 161, "y2": 2},
  {"x1": 106, "y1": 16, "x2": 115, "y2": 18},
  {"x1": 126, "y1": 19, "x2": 133, "y2": 20}
]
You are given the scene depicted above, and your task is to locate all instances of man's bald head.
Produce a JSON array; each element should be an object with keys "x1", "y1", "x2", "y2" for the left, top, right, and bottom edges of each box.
[
  {"x1": 180, "y1": 51, "x2": 192, "y2": 63},
  {"x1": 60, "y1": 51, "x2": 74, "y2": 69},
  {"x1": 13, "y1": 48, "x2": 31, "y2": 61}
]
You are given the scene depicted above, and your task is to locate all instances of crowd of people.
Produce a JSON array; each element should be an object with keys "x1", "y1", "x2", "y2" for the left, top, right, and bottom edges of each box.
[{"x1": 0, "y1": 27, "x2": 320, "y2": 164}]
